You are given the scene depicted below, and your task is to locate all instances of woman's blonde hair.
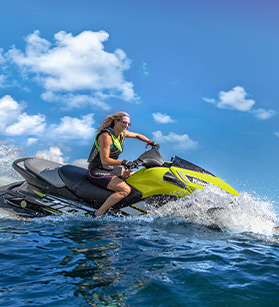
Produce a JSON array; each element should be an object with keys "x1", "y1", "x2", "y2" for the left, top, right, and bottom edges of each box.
[{"x1": 98, "y1": 111, "x2": 130, "y2": 131}]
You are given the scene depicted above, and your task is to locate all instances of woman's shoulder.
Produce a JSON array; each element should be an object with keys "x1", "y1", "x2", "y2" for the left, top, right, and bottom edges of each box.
[
  {"x1": 98, "y1": 132, "x2": 113, "y2": 147},
  {"x1": 98, "y1": 130, "x2": 112, "y2": 139}
]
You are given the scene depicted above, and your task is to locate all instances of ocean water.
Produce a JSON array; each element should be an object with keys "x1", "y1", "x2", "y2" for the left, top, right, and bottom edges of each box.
[{"x1": 1, "y1": 146, "x2": 279, "y2": 306}]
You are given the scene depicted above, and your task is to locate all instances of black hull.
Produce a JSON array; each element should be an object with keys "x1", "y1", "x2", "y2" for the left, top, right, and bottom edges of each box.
[{"x1": 0, "y1": 180, "x2": 145, "y2": 218}]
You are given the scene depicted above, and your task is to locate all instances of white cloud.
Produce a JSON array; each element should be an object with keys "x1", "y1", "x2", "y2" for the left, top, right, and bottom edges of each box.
[
  {"x1": 0, "y1": 139, "x2": 15, "y2": 145},
  {"x1": 0, "y1": 95, "x2": 25, "y2": 123},
  {"x1": 218, "y1": 86, "x2": 255, "y2": 111},
  {"x1": 274, "y1": 132, "x2": 279, "y2": 138},
  {"x1": 35, "y1": 146, "x2": 65, "y2": 164},
  {"x1": 41, "y1": 92, "x2": 110, "y2": 110},
  {"x1": 7, "y1": 30, "x2": 139, "y2": 108},
  {"x1": 139, "y1": 62, "x2": 149, "y2": 78},
  {"x1": 5, "y1": 112, "x2": 46, "y2": 136},
  {"x1": 251, "y1": 108, "x2": 276, "y2": 120},
  {"x1": 48, "y1": 113, "x2": 96, "y2": 142},
  {"x1": 1, "y1": 95, "x2": 46, "y2": 137},
  {"x1": 203, "y1": 86, "x2": 275, "y2": 120},
  {"x1": 0, "y1": 95, "x2": 26, "y2": 132},
  {"x1": 152, "y1": 112, "x2": 175, "y2": 124},
  {"x1": 202, "y1": 97, "x2": 216, "y2": 104},
  {"x1": 26, "y1": 138, "x2": 38, "y2": 146},
  {"x1": 0, "y1": 95, "x2": 96, "y2": 143},
  {"x1": 152, "y1": 130, "x2": 198, "y2": 151},
  {"x1": 71, "y1": 159, "x2": 88, "y2": 169}
]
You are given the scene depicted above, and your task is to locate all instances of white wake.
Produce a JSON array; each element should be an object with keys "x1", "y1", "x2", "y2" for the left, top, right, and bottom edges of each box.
[{"x1": 150, "y1": 185, "x2": 279, "y2": 236}]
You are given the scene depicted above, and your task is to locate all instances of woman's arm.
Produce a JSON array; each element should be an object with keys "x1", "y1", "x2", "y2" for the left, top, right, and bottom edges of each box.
[{"x1": 125, "y1": 130, "x2": 150, "y2": 143}]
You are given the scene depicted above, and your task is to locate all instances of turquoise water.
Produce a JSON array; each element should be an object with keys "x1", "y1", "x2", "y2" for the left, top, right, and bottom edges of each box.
[{"x1": 1, "y1": 147, "x2": 279, "y2": 306}]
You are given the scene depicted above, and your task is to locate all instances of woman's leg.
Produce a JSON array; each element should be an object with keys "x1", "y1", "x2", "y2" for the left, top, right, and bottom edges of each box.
[{"x1": 95, "y1": 176, "x2": 131, "y2": 217}]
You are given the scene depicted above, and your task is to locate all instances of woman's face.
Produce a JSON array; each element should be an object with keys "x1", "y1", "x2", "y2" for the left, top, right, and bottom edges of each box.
[{"x1": 115, "y1": 116, "x2": 131, "y2": 131}]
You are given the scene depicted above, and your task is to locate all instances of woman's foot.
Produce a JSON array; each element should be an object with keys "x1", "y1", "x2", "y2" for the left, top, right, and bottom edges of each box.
[{"x1": 93, "y1": 212, "x2": 102, "y2": 218}]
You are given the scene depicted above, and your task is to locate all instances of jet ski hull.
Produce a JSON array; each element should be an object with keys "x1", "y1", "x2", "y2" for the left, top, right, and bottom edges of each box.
[{"x1": 0, "y1": 180, "x2": 148, "y2": 218}]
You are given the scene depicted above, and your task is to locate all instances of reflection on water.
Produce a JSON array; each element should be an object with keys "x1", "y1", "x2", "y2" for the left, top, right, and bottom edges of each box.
[
  {"x1": 61, "y1": 223, "x2": 137, "y2": 306},
  {"x1": 1, "y1": 215, "x2": 279, "y2": 306}
]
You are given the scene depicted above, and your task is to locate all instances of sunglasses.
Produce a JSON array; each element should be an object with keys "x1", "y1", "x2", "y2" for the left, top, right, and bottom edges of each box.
[{"x1": 118, "y1": 119, "x2": 131, "y2": 127}]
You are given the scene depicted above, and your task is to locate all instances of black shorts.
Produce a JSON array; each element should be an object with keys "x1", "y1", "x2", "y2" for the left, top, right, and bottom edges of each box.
[{"x1": 87, "y1": 167, "x2": 122, "y2": 189}]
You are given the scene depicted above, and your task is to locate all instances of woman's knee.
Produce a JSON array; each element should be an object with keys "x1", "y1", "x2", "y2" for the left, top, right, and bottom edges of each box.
[{"x1": 120, "y1": 184, "x2": 131, "y2": 197}]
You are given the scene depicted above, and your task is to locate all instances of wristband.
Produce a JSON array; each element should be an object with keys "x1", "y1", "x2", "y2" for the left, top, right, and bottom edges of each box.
[{"x1": 145, "y1": 140, "x2": 152, "y2": 149}]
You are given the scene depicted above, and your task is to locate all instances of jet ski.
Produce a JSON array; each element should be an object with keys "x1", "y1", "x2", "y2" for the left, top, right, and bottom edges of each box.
[{"x1": 0, "y1": 148, "x2": 238, "y2": 218}]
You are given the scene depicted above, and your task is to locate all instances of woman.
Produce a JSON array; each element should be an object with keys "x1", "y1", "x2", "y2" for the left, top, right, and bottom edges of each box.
[{"x1": 87, "y1": 111, "x2": 158, "y2": 217}]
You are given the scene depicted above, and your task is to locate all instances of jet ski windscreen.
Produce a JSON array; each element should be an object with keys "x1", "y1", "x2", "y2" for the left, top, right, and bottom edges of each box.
[
  {"x1": 136, "y1": 149, "x2": 164, "y2": 168},
  {"x1": 171, "y1": 156, "x2": 215, "y2": 176}
]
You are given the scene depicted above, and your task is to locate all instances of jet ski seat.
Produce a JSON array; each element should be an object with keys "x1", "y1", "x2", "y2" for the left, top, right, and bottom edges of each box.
[
  {"x1": 59, "y1": 165, "x2": 112, "y2": 203},
  {"x1": 24, "y1": 158, "x2": 65, "y2": 188}
]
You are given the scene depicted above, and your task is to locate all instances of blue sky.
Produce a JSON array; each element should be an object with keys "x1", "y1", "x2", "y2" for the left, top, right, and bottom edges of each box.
[{"x1": 0, "y1": 0, "x2": 279, "y2": 201}]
